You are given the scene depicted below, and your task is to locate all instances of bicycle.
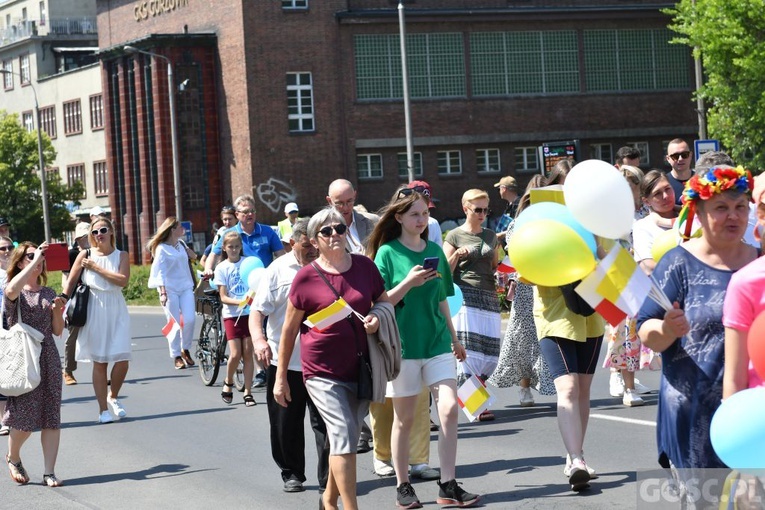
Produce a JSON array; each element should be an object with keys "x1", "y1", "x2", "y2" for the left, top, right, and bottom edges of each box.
[{"x1": 195, "y1": 288, "x2": 227, "y2": 386}]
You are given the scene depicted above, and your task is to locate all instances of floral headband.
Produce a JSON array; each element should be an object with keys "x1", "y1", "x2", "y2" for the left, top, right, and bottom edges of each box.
[{"x1": 678, "y1": 165, "x2": 754, "y2": 240}]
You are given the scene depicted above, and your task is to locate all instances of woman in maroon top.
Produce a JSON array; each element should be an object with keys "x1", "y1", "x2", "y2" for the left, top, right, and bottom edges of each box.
[{"x1": 275, "y1": 207, "x2": 389, "y2": 510}]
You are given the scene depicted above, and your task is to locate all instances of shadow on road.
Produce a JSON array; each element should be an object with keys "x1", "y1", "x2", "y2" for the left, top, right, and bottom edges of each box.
[
  {"x1": 61, "y1": 407, "x2": 233, "y2": 429},
  {"x1": 63, "y1": 463, "x2": 213, "y2": 486}
]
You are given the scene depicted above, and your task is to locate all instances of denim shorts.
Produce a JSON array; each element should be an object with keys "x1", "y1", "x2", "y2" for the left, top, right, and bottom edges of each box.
[{"x1": 539, "y1": 336, "x2": 604, "y2": 380}]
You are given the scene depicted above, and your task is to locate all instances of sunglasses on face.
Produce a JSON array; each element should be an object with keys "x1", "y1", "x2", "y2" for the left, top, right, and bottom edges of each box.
[
  {"x1": 92, "y1": 227, "x2": 110, "y2": 236},
  {"x1": 24, "y1": 252, "x2": 35, "y2": 261},
  {"x1": 668, "y1": 150, "x2": 691, "y2": 161},
  {"x1": 237, "y1": 209, "x2": 255, "y2": 215},
  {"x1": 318, "y1": 224, "x2": 348, "y2": 237},
  {"x1": 468, "y1": 207, "x2": 489, "y2": 215},
  {"x1": 0, "y1": 245, "x2": 13, "y2": 253},
  {"x1": 397, "y1": 186, "x2": 431, "y2": 200}
]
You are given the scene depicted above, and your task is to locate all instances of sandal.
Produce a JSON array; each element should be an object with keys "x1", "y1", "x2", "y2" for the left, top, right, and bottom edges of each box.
[
  {"x1": 221, "y1": 381, "x2": 234, "y2": 404},
  {"x1": 478, "y1": 410, "x2": 495, "y2": 422},
  {"x1": 6, "y1": 454, "x2": 29, "y2": 485},
  {"x1": 43, "y1": 473, "x2": 63, "y2": 487},
  {"x1": 243, "y1": 394, "x2": 256, "y2": 407}
]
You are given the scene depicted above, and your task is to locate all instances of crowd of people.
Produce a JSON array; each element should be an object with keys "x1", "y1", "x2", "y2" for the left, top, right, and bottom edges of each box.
[{"x1": 2, "y1": 142, "x2": 764, "y2": 508}]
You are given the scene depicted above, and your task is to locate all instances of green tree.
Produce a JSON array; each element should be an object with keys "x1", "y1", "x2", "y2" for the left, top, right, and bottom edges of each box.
[
  {"x1": 667, "y1": 1, "x2": 765, "y2": 171},
  {"x1": 0, "y1": 110, "x2": 84, "y2": 242}
]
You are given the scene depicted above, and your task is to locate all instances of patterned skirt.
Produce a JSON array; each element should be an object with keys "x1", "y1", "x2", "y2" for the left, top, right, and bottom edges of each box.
[
  {"x1": 602, "y1": 316, "x2": 661, "y2": 372},
  {"x1": 453, "y1": 285, "x2": 501, "y2": 383}
]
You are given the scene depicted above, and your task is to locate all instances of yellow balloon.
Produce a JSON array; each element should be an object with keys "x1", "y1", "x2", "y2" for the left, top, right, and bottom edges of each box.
[
  {"x1": 651, "y1": 228, "x2": 680, "y2": 263},
  {"x1": 507, "y1": 219, "x2": 597, "y2": 286}
]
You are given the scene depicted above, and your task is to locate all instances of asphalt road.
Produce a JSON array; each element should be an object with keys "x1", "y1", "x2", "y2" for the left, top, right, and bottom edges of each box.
[{"x1": 2, "y1": 307, "x2": 666, "y2": 509}]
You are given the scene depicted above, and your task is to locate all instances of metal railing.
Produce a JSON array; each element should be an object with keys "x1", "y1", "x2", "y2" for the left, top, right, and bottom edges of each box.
[{"x1": 0, "y1": 17, "x2": 97, "y2": 47}]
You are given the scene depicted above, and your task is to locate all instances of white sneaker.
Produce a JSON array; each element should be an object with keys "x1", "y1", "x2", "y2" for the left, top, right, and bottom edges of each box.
[
  {"x1": 519, "y1": 387, "x2": 535, "y2": 407},
  {"x1": 633, "y1": 379, "x2": 652, "y2": 394},
  {"x1": 567, "y1": 457, "x2": 591, "y2": 491},
  {"x1": 98, "y1": 410, "x2": 114, "y2": 424},
  {"x1": 409, "y1": 463, "x2": 440, "y2": 480},
  {"x1": 565, "y1": 454, "x2": 597, "y2": 479},
  {"x1": 108, "y1": 398, "x2": 127, "y2": 418},
  {"x1": 622, "y1": 389, "x2": 645, "y2": 407},
  {"x1": 373, "y1": 457, "x2": 394, "y2": 477},
  {"x1": 609, "y1": 371, "x2": 625, "y2": 397}
]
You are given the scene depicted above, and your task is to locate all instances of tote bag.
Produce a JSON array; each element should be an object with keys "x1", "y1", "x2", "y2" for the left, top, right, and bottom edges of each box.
[{"x1": 0, "y1": 297, "x2": 45, "y2": 396}]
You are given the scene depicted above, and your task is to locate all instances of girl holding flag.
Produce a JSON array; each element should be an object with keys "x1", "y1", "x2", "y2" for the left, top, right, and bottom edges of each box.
[
  {"x1": 367, "y1": 189, "x2": 480, "y2": 509},
  {"x1": 213, "y1": 231, "x2": 255, "y2": 407}
]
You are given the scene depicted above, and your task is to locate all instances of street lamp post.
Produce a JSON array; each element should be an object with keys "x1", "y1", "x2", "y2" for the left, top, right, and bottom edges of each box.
[
  {"x1": 0, "y1": 69, "x2": 51, "y2": 241},
  {"x1": 123, "y1": 45, "x2": 183, "y2": 220}
]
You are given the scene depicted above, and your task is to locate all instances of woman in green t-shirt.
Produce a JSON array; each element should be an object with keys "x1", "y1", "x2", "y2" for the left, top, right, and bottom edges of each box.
[{"x1": 367, "y1": 189, "x2": 480, "y2": 509}]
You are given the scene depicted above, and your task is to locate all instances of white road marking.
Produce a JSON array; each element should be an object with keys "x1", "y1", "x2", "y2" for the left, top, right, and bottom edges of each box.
[{"x1": 590, "y1": 413, "x2": 656, "y2": 427}]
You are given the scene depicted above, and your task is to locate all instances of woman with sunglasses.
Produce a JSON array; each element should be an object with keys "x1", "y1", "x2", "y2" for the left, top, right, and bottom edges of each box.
[
  {"x1": 274, "y1": 207, "x2": 388, "y2": 510},
  {"x1": 148, "y1": 217, "x2": 198, "y2": 370},
  {"x1": 3, "y1": 242, "x2": 66, "y2": 486},
  {"x1": 367, "y1": 189, "x2": 480, "y2": 509},
  {"x1": 442, "y1": 189, "x2": 501, "y2": 421},
  {"x1": 0, "y1": 235, "x2": 13, "y2": 435},
  {"x1": 63, "y1": 218, "x2": 131, "y2": 424}
]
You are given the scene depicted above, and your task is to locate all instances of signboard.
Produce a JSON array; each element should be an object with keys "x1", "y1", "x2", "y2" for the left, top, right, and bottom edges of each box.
[
  {"x1": 694, "y1": 139, "x2": 720, "y2": 162},
  {"x1": 540, "y1": 140, "x2": 579, "y2": 176},
  {"x1": 181, "y1": 221, "x2": 193, "y2": 244}
]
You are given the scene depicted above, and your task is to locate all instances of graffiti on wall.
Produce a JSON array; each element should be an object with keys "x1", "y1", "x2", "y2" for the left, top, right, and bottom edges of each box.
[{"x1": 255, "y1": 177, "x2": 297, "y2": 213}]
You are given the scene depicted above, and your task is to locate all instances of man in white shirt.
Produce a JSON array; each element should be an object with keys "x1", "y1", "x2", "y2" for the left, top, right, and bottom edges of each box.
[
  {"x1": 326, "y1": 179, "x2": 376, "y2": 254},
  {"x1": 250, "y1": 219, "x2": 329, "y2": 494}
]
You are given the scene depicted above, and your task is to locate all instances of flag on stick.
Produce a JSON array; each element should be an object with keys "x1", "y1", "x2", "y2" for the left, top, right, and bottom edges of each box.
[
  {"x1": 497, "y1": 255, "x2": 515, "y2": 274},
  {"x1": 457, "y1": 374, "x2": 496, "y2": 422},
  {"x1": 303, "y1": 298, "x2": 356, "y2": 332},
  {"x1": 162, "y1": 316, "x2": 181, "y2": 341}
]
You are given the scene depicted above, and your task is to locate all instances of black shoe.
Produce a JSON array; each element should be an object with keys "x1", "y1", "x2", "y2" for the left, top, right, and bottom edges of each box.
[
  {"x1": 253, "y1": 370, "x2": 267, "y2": 388},
  {"x1": 396, "y1": 482, "x2": 422, "y2": 509},
  {"x1": 283, "y1": 478, "x2": 305, "y2": 493},
  {"x1": 356, "y1": 436, "x2": 372, "y2": 454},
  {"x1": 437, "y1": 479, "x2": 480, "y2": 507}
]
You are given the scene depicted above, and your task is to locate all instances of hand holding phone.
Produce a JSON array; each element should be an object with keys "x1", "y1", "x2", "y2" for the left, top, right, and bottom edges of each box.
[{"x1": 422, "y1": 256, "x2": 439, "y2": 272}]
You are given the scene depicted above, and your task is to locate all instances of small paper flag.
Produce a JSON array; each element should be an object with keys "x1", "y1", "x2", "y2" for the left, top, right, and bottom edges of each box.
[{"x1": 457, "y1": 374, "x2": 496, "y2": 422}]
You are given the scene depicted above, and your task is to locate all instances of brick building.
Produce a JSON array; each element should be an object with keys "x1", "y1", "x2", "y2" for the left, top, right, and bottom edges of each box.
[{"x1": 96, "y1": 0, "x2": 698, "y2": 263}]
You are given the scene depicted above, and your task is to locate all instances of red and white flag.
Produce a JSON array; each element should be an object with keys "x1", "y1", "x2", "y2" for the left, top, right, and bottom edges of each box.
[
  {"x1": 162, "y1": 316, "x2": 181, "y2": 341},
  {"x1": 497, "y1": 255, "x2": 515, "y2": 274}
]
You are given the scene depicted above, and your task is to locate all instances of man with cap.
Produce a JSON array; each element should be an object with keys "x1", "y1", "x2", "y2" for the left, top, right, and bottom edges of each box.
[
  {"x1": 407, "y1": 180, "x2": 442, "y2": 247},
  {"x1": 0, "y1": 217, "x2": 10, "y2": 239},
  {"x1": 494, "y1": 176, "x2": 520, "y2": 244},
  {"x1": 278, "y1": 202, "x2": 300, "y2": 252},
  {"x1": 89, "y1": 206, "x2": 107, "y2": 222},
  {"x1": 61, "y1": 221, "x2": 91, "y2": 385}
]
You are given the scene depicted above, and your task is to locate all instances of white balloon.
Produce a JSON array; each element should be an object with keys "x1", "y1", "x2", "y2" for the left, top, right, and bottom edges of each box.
[
  {"x1": 563, "y1": 159, "x2": 635, "y2": 239},
  {"x1": 247, "y1": 267, "x2": 265, "y2": 293}
]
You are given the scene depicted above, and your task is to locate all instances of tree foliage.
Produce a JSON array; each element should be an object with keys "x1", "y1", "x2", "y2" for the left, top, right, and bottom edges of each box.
[
  {"x1": 0, "y1": 111, "x2": 84, "y2": 242},
  {"x1": 667, "y1": 0, "x2": 765, "y2": 172}
]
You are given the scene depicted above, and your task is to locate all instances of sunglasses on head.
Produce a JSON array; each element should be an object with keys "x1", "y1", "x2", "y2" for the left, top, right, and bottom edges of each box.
[
  {"x1": 0, "y1": 245, "x2": 13, "y2": 253},
  {"x1": 221, "y1": 206, "x2": 236, "y2": 214},
  {"x1": 92, "y1": 227, "x2": 110, "y2": 236},
  {"x1": 318, "y1": 224, "x2": 347, "y2": 237},
  {"x1": 668, "y1": 150, "x2": 691, "y2": 162},
  {"x1": 397, "y1": 186, "x2": 431, "y2": 200},
  {"x1": 469, "y1": 207, "x2": 489, "y2": 215}
]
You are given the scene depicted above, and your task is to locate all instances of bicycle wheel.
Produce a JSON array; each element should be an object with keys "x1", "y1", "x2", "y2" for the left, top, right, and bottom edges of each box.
[
  {"x1": 197, "y1": 318, "x2": 221, "y2": 386},
  {"x1": 233, "y1": 357, "x2": 245, "y2": 392}
]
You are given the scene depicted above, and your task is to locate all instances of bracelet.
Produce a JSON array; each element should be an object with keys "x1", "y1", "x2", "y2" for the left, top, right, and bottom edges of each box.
[{"x1": 58, "y1": 293, "x2": 69, "y2": 300}]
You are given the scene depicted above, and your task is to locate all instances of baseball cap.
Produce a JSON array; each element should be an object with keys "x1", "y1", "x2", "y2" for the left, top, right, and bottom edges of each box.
[
  {"x1": 90, "y1": 206, "x2": 105, "y2": 217},
  {"x1": 0, "y1": 217, "x2": 9, "y2": 227},
  {"x1": 407, "y1": 180, "x2": 435, "y2": 208},
  {"x1": 494, "y1": 176, "x2": 518, "y2": 189},
  {"x1": 74, "y1": 222, "x2": 90, "y2": 239},
  {"x1": 284, "y1": 202, "x2": 299, "y2": 214}
]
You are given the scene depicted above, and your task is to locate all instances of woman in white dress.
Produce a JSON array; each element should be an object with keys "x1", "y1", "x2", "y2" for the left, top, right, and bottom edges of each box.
[{"x1": 63, "y1": 218, "x2": 131, "y2": 424}]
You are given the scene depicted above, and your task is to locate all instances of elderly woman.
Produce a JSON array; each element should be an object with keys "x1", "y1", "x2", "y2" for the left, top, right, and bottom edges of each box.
[
  {"x1": 442, "y1": 189, "x2": 500, "y2": 421},
  {"x1": 63, "y1": 218, "x2": 132, "y2": 424},
  {"x1": 274, "y1": 207, "x2": 389, "y2": 510},
  {"x1": 637, "y1": 166, "x2": 756, "y2": 478}
]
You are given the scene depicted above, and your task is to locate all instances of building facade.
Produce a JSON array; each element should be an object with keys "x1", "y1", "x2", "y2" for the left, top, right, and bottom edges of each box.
[{"x1": 96, "y1": 0, "x2": 699, "y2": 263}]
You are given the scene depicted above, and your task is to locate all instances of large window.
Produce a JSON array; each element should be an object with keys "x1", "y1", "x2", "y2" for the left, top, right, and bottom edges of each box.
[
  {"x1": 67, "y1": 163, "x2": 86, "y2": 198},
  {"x1": 63, "y1": 99, "x2": 82, "y2": 135},
  {"x1": 355, "y1": 33, "x2": 465, "y2": 100},
  {"x1": 476, "y1": 148, "x2": 501, "y2": 173},
  {"x1": 38, "y1": 106, "x2": 56, "y2": 138},
  {"x1": 514, "y1": 147, "x2": 539, "y2": 173},
  {"x1": 282, "y1": 0, "x2": 307, "y2": 9},
  {"x1": 287, "y1": 72, "x2": 314, "y2": 132},
  {"x1": 471, "y1": 31, "x2": 579, "y2": 96},
  {"x1": 21, "y1": 111, "x2": 34, "y2": 132},
  {"x1": 590, "y1": 143, "x2": 613, "y2": 163},
  {"x1": 584, "y1": 29, "x2": 691, "y2": 92},
  {"x1": 89, "y1": 94, "x2": 104, "y2": 130},
  {"x1": 437, "y1": 150, "x2": 462, "y2": 175},
  {"x1": 627, "y1": 141, "x2": 650, "y2": 166},
  {"x1": 397, "y1": 152, "x2": 423, "y2": 178},
  {"x1": 2, "y1": 60, "x2": 12, "y2": 90},
  {"x1": 357, "y1": 154, "x2": 383, "y2": 180},
  {"x1": 93, "y1": 160, "x2": 109, "y2": 196},
  {"x1": 19, "y1": 54, "x2": 30, "y2": 85}
]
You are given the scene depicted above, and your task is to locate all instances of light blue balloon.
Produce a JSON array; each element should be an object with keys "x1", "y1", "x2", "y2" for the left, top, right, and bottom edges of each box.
[
  {"x1": 239, "y1": 256, "x2": 265, "y2": 286},
  {"x1": 513, "y1": 202, "x2": 597, "y2": 255},
  {"x1": 447, "y1": 284, "x2": 464, "y2": 318},
  {"x1": 710, "y1": 387, "x2": 765, "y2": 469}
]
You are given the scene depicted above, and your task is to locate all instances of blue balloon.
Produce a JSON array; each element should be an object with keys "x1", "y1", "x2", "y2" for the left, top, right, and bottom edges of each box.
[
  {"x1": 710, "y1": 387, "x2": 765, "y2": 469},
  {"x1": 513, "y1": 202, "x2": 597, "y2": 255},
  {"x1": 239, "y1": 256, "x2": 265, "y2": 286},
  {"x1": 447, "y1": 284, "x2": 464, "y2": 318}
]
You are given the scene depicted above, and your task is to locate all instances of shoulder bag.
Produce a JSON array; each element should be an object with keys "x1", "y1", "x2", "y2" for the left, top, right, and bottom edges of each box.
[
  {"x1": 310, "y1": 262, "x2": 373, "y2": 401},
  {"x1": 66, "y1": 249, "x2": 90, "y2": 327},
  {"x1": 0, "y1": 296, "x2": 45, "y2": 396}
]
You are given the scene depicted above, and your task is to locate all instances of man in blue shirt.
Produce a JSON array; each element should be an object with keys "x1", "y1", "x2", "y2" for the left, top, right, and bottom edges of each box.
[{"x1": 204, "y1": 194, "x2": 285, "y2": 274}]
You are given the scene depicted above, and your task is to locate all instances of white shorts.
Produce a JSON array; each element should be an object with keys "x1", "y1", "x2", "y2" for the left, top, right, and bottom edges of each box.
[{"x1": 386, "y1": 353, "x2": 456, "y2": 398}]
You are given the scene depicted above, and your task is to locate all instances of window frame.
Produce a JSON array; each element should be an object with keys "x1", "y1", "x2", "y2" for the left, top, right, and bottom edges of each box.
[
  {"x1": 2, "y1": 60, "x2": 12, "y2": 90},
  {"x1": 589, "y1": 143, "x2": 613, "y2": 163},
  {"x1": 357, "y1": 153, "x2": 384, "y2": 180},
  {"x1": 437, "y1": 150, "x2": 463, "y2": 176},
  {"x1": 476, "y1": 148, "x2": 502, "y2": 174},
  {"x1": 397, "y1": 152, "x2": 424, "y2": 178},
  {"x1": 282, "y1": 0, "x2": 308, "y2": 10},
  {"x1": 89, "y1": 94, "x2": 104, "y2": 130},
  {"x1": 66, "y1": 163, "x2": 86, "y2": 198},
  {"x1": 19, "y1": 54, "x2": 30, "y2": 85},
  {"x1": 63, "y1": 99, "x2": 83, "y2": 136},
  {"x1": 626, "y1": 141, "x2": 650, "y2": 167},
  {"x1": 21, "y1": 110, "x2": 34, "y2": 132},
  {"x1": 93, "y1": 160, "x2": 109, "y2": 197},
  {"x1": 514, "y1": 146, "x2": 539, "y2": 173},
  {"x1": 38, "y1": 105, "x2": 57, "y2": 139},
  {"x1": 287, "y1": 72, "x2": 315, "y2": 133}
]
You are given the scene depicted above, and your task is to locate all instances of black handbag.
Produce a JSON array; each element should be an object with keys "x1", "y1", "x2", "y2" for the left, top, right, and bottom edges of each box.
[
  {"x1": 559, "y1": 280, "x2": 595, "y2": 317},
  {"x1": 311, "y1": 262, "x2": 374, "y2": 400},
  {"x1": 66, "y1": 250, "x2": 91, "y2": 327}
]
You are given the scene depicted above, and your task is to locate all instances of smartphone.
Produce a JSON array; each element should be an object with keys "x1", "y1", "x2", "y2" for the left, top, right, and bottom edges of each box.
[{"x1": 422, "y1": 256, "x2": 440, "y2": 272}]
